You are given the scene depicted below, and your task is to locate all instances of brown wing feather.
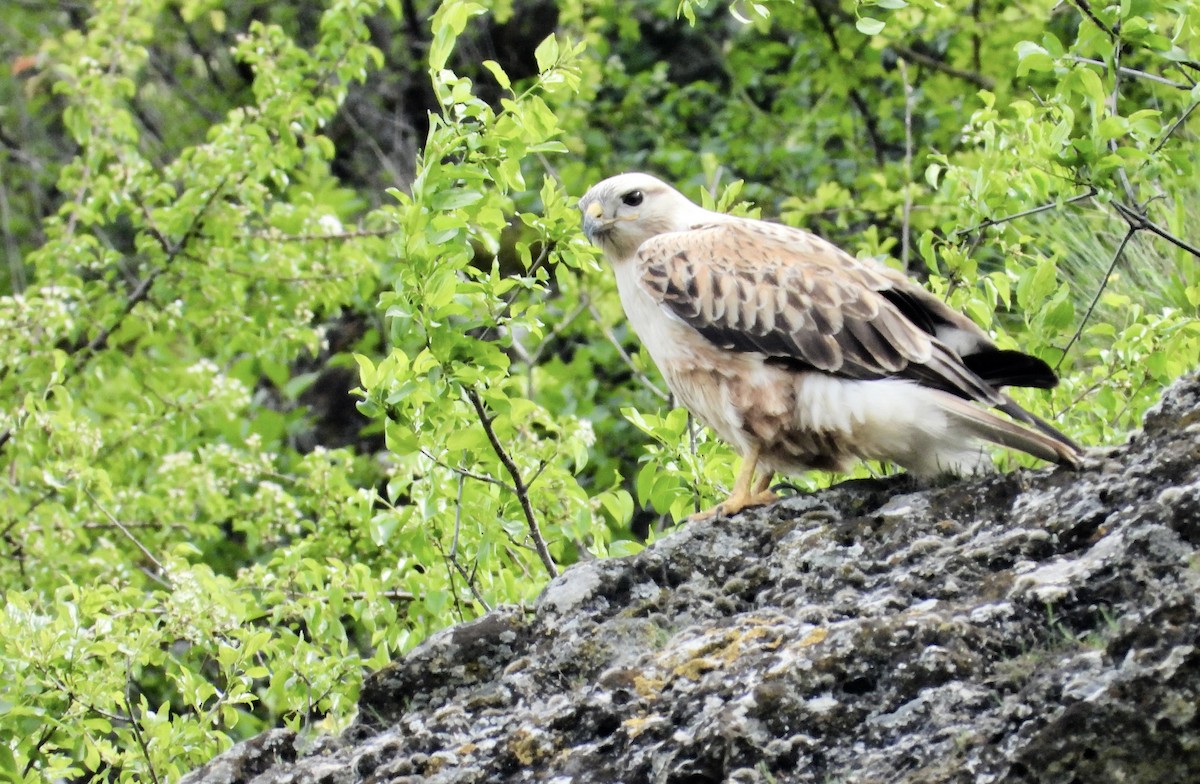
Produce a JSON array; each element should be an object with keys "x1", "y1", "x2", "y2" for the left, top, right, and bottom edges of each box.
[{"x1": 636, "y1": 220, "x2": 1004, "y2": 406}]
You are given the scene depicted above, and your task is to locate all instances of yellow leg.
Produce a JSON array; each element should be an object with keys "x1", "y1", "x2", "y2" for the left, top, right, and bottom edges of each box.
[{"x1": 690, "y1": 445, "x2": 779, "y2": 521}]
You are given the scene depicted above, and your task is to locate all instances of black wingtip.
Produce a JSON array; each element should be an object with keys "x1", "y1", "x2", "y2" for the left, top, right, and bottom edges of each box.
[{"x1": 962, "y1": 349, "x2": 1059, "y2": 390}]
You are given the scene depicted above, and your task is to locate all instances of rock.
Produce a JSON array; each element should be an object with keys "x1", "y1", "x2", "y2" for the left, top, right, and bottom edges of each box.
[{"x1": 182, "y1": 375, "x2": 1200, "y2": 784}]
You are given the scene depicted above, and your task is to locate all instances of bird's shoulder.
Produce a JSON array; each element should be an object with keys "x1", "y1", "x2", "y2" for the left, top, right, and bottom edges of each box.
[{"x1": 634, "y1": 216, "x2": 907, "y2": 299}]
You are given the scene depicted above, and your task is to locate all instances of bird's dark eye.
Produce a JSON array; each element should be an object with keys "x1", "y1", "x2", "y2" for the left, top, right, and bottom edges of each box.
[{"x1": 621, "y1": 190, "x2": 644, "y2": 207}]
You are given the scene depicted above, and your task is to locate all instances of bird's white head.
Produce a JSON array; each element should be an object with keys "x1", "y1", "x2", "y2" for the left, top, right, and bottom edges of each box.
[{"x1": 578, "y1": 173, "x2": 709, "y2": 260}]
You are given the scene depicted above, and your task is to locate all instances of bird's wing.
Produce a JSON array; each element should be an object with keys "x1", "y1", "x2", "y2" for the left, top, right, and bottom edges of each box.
[{"x1": 635, "y1": 220, "x2": 1004, "y2": 406}]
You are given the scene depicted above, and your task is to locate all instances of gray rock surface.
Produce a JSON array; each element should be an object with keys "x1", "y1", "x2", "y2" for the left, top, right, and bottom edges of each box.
[{"x1": 184, "y1": 375, "x2": 1200, "y2": 783}]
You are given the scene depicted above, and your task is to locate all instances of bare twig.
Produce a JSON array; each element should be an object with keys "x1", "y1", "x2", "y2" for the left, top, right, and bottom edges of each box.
[
  {"x1": 1068, "y1": 56, "x2": 1191, "y2": 90},
  {"x1": 687, "y1": 412, "x2": 700, "y2": 517},
  {"x1": 1069, "y1": 0, "x2": 1117, "y2": 39},
  {"x1": 536, "y1": 153, "x2": 562, "y2": 187},
  {"x1": 358, "y1": 589, "x2": 414, "y2": 601},
  {"x1": 1152, "y1": 99, "x2": 1199, "y2": 154},
  {"x1": 434, "y1": 534, "x2": 468, "y2": 620},
  {"x1": 451, "y1": 468, "x2": 465, "y2": 558},
  {"x1": 954, "y1": 189, "x2": 1097, "y2": 236},
  {"x1": 891, "y1": 44, "x2": 995, "y2": 90},
  {"x1": 445, "y1": 468, "x2": 491, "y2": 611},
  {"x1": 1057, "y1": 226, "x2": 1136, "y2": 368},
  {"x1": 420, "y1": 449, "x2": 512, "y2": 491},
  {"x1": 1108, "y1": 43, "x2": 1141, "y2": 206},
  {"x1": 341, "y1": 104, "x2": 405, "y2": 185},
  {"x1": 233, "y1": 226, "x2": 398, "y2": 242},
  {"x1": 1111, "y1": 201, "x2": 1200, "y2": 259},
  {"x1": 124, "y1": 691, "x2": 162, "y2": 784},
  {"x1": 83, "y1": 488, "x2": 172, "y2": 589},
  {"x1": 586, "y1": 303, "x2": 669, "y2": 401},
  {"x1": 899, "y1": 58, "x2": 915, "y2": 268},
  {"x1": 463, "y1": 388, "x2": 558, "y2": 578},
  {"x1": 1059, "y1": 374, "x2": 1108, "y2": 416},
  {"x1": 810, "y1": 0, "x2": 888, "y2": 164},
  {"x1": 21, "y1": 724, "x2": 59, "y2": 778}
]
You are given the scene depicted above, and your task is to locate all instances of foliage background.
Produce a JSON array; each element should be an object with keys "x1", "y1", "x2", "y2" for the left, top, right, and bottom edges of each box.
[{"x1": 1, "y1": 0, "x2": 1197, "y2": 779}]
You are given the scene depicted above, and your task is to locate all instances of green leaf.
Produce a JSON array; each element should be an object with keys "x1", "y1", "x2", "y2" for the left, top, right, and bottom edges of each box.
[
  {"x1": 1075, "y1": 67, "x2": 1106, "y2": 106},
  {"x1": 534, "y1": 35, "x2": 560, "y2": 73},
  {"x1": 354, "y1": 354, "x2": 378, "y2": 388},
  {"x1": 1016, "y1": 259, "x2": 1058, "y2": 310},
  {"x1": 481, "y1": 60, "x2": 511, "y2": 92},
  {"x1": 924, "y1": 163, "x2": 941, "y2": 189},
  {"x1": 428, "y1": 1, "x2": 486, "y2": 73},
  {"x1": 608, "y1": 540, "x2": 645, "y2": 557},
  {"x1": 430, "y1": 188, "x2": 484, "y2": 211},
  {"x1": 856, "y1": 16, "x2": 885, "y2": 35},
  {"x1": 384, "y1": 419, "x2": 420, "y2": 455},
  {"x1": 1015, "y1": 41, "x2": 1055, "y2": 75}
]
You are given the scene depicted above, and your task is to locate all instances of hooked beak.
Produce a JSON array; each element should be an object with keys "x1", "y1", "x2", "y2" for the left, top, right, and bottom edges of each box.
[{"x1": 581, "y1": 199, "x2": 611, "y2": 244}]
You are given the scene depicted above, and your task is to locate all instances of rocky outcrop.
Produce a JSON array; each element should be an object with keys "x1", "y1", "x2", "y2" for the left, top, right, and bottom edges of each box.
[{"x1": 184, "y1": 375, "x2": 1200, "y2": 784}]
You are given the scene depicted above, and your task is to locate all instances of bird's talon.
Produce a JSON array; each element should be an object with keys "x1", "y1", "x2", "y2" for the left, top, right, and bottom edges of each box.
[{"x1": 688, "y1": 490, "x2": 779, "y2": 522}]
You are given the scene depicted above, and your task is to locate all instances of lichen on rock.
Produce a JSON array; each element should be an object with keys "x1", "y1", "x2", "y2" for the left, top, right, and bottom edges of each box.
[{"x1": 183, "y1": 374, "x2": 1200, "y2": 784}]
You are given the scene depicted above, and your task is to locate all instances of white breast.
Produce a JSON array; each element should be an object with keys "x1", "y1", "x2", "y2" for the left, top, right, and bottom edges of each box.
[{"x1": 611, "y1": 257, "x2": 757, "y2": 452}]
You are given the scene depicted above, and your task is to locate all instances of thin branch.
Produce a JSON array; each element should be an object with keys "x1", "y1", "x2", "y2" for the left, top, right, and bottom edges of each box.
[
  {"x1": 687, "y1": 412, "x2": 700, "y2": 517},
  {"x1": 1057, "y1": 226, "x2": 1136, "y2": 368},
  {"x1": 21, "y1": 724, "x2": 58, "y2": 778},
  {"x1": 474, "y1": 243, "x2": 553, "y2": 346},
  {"x1": 67, "y1": 268, "x2": 166, "y2": 364},
  {"x1": 83, "y1": 488, "x2": 172, "y2": 589},
  {"x1": 233, "y1": 226, "x2": 398, "y2": 242},
  {"x1": 169, "y1": 4, "x2": 234, "y2": 93},
  {"x1": 1059, "y1": 374, "x2": 1108, "y2": 417},
  {"x1": 891, "y1": 44, "x2": 995, "y2": 90},
  {"x1": 1152, "y1": 99, "x2": 1199, "y2": 154},
  {"x1": 518, "y1": 297, "x2": 590, "y2": 398},
  {"x1": 1112, "y1": 201, "x2": 1200, "y2": 259},
  {"x1": 525, "y1": 458, "x2": 551, "y2": 490},
  {"x1": 586, "y1": 303, "x2": 669, "y2": 401},
  {"x1": 1069, "y1": 0, "x2": 1117, "y2": 39},
  {"x1": 124, "y1": 692, "x2": 162, "y2": 784},
  {"x1": 1068, "y1": 56, "x2": 1191, "y2": 90},
  {"x1": 1068, "y1": 8, "x2": 1200, "y2": 75},
  {"x1": 345, "y1": 589, "x2": 414, "y2": 601},
  {"x1": 434, "y1": 532, "x2": 468, "y2": 620},
  {"x1": 445, "y1": 469, "x2": 491, "y2": 611},
  {"x1": 899, "y1": 58, "x2": 915, "y2": 268},
  {"x1": 451, "y1": 468, "x2": 465, "y2": 559},
  {"x1": 420, "y1": 449, "x2": 513, "y2": 491},
  {"x1": 340, "y1": 104, "x2": 405, "y2": 185},
  {"x1": 536, "y1": 152, "x2": 562, "y2": 187},
  {"x1": 1108, "y1": 42, "x2": 1141, "y2": 206},
  {"x1": 954, "y1": 189, "x2": 1097, "y2": 236},
  {"x1": 809, "y1": 0, "x2": 887, "y2": 164},
  {"x1": 463, "y1": 388, "x2": 558, "y2": 578}
]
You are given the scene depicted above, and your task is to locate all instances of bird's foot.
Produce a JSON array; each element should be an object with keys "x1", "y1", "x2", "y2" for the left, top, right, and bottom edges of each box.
[{"x1": 689, "y1": 490, "x2": 780, "y2": 522}]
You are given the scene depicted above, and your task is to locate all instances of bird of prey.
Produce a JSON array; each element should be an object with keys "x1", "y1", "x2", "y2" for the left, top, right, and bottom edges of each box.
[{"x1": 578, "y1": 172, "x2": 1082, "y2": 520}]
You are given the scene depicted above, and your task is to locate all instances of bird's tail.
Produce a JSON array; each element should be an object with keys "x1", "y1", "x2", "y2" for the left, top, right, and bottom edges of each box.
[{"x1": 936, "y1": 393, "x2": 1083, "y2": 468}]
